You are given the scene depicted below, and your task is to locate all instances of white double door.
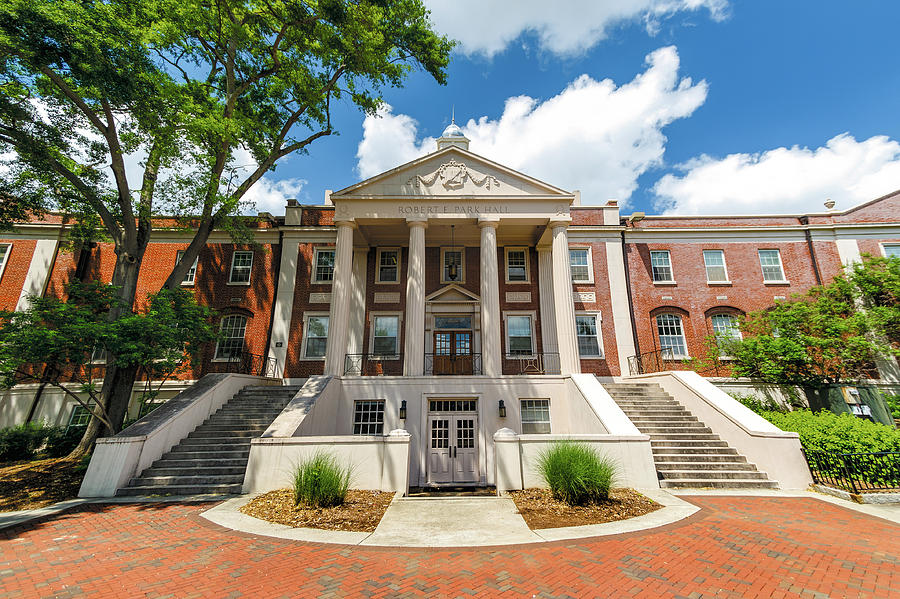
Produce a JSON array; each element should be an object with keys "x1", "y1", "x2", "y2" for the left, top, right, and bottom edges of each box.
[{"x1": 427, "y1": 413, "x2": 479, "y2": 485}]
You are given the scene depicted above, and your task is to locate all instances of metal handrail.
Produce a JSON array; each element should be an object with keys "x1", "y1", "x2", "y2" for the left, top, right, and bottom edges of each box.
[
  {"x1": 209, "y1": 348, "x2": 278, "y2": 378},
  {"x1": 343, "y1": 353, "x2": 403, "y2": 376},
  {"x1": 503, "y1": 352, "x2": 561, "y2": 375},
  {"x1": 424, "y1": 353, "x2": 483, "y2": 375},
  {"x1": 627, "y1": 348, "x2": 675, "y2": 375},
  {"x1": 803, "y1": 449, "x2": 900, "y2": 494}
]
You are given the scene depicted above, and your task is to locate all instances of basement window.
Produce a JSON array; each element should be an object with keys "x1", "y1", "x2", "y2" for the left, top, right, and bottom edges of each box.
[
  {"x1": 353, "y1": 400, "x2": 384, "y2": 435},
  {"x1": 520, "y1": 399, "x2": 550, "y2": 434}
]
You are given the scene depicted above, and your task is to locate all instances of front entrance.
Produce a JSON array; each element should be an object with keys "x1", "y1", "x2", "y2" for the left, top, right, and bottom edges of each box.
[
  {"x1": 426, "y1": 399, "x2": 479, "y2": 485},
  {"x1": 433, "y1": 330, "x2": 474, "y2": 375}
]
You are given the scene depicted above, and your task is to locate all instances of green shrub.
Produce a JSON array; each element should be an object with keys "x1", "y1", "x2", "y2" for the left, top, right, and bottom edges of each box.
[
  {"x1": 731, "y1": 393, "x2": 787, "y2": 415},
  {"x1": 0, "y1": 422, "x2": 50, "y2": 462},
  {"x1": 885, "y1": 394, "x2": 900, "y2": 423},
  {"x1": 292, "y1": 452, "x2": 351, "y2": 508},
  {"x1": 760, "y1": 409, "x2": 900, "y2": 454},
  {"x1": 536, "y1": 441, "x2": 616, "y2": 506},
  {"x1": 45, "y1": 426, "x2": 85, "y2": 458}
]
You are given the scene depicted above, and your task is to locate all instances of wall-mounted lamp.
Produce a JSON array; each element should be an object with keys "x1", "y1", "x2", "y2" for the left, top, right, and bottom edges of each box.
[
  {"x1": 447, "y1": 224, "x2": 459, "y2": 281},
  {"x1": 498, "y1": 400, "x2": 506, "y2": 418},
  {"x1": 399, "y1": 400, "x2": 407, "y2": 420}
]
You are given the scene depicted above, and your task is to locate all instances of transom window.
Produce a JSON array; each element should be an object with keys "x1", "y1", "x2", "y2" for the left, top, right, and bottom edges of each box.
[
  {"x1": 215, "y1": 314, "x2": 247, "y2": 359},
  {"x1": 176, "y1": 250, "x2": 198, "y2": 285},
  {"x1": 506, "y1": 314, "x2": 534, "y2": 356},
  {"x1": 650, "y1": 251, "x2": 673, "y2": 282},
  {"x1": 575, "y1": 314, "x2": 602, "y2": 357},
  {"x1": 505, "y1": 248, "x2": 529, "y2": 282},
  {"x1": 703, "y1": 250, "x2": 728, "y2": 283},
  {"x1": 521, "y1": 399, "x2": 551, "y2": 434},
  {"x1": 434, "y1": 316, "x2": 472, "y2": 330},
  {"x1": 353, "y1": 400, "x2": 384, "y2": 435},
  {"x1": 313, "y1": 248, "x2": 336, "y2": 283},
  {"x1": 0, "y1": 243, "x2": 10, "y2": 281},
  {"x1": 569, "y1": 248, "x2": 592, "y2": 283},
  {"x1": 758, "y1": 249, "x2": 786, "y2": 282},
  {"x1": 656, "y1": 313, "x2": 687, "y2": 358},
  {"x1": 372, "y1": 315, "x2": 399, "y2": 356},
  {"x1": 376, "y1": 248, "x2": 399, "y2": 283},
  {"x1": 303, "y1": 315, "x2": 329, "y2": 358},
  {"x1": 711, "y1": 313, "x2": 742, "y2": 356},
  {"x1": 883, "y1": 243, "x2": 900, "y2": 258},
  {"x1": 442, "y1": 248, "x2": 464, "y2": 283},
  {"x1": 229, "y1": 251, "x2": 253, "y2": 284},
  {"x1": 429, "y1": 399, "x2": 477, "y2": 412}
]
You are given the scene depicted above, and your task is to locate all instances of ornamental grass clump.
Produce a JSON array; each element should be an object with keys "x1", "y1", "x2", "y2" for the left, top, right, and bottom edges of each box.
[
  {"x1": 536, "y1": 441, "x2": 616, "y2": 506},
  {"x1": 292, "y1": 452, "x2": 351, "y2": 508}
]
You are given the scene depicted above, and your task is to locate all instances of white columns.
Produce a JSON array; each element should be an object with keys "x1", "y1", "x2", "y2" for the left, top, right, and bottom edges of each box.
[
  {"x1": 267, "y1": 235, "x2": 301, "y2": 377},
  {"x1": 550, "y1": 221, "x2": 580, "y2": 375},
  {"x1": 403, "y1": 219, "x2": 427, "y2": 375},
  {"x1": 348, "y1": 247, "x2": 369, "y2": 356},
  {"x1": 537, "y1": 247, "x2": 558, "y2": 355},
  {"x1": 479, "y1": 218, "x2": 502, "y2": 377},
  {"x1": 605, "y1": 240, "x2": 637, "y2": 376},
  {"x1": 15, "y1": 239, "x2": 58, "y2": 312},
  {"x1": 324, "y1": 220, "x2": 356, "y2": 375}
]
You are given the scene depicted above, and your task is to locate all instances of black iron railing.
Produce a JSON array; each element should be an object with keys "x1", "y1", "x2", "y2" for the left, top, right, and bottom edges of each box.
[
  {"x1": 424, "y1": 353, "x2": 482, "y2": 375},
  {"x1": 504, "y1": 353, "x2": 561, "y2": 375},
  {"x1": 627, "y1": 348, "x2": 675, "y2": 375},
  {"x1": 803, "y1": 449, "x2": 900, "y2": 493},
  {"x1": 343, "y1": 353, "x2": 403, "y2": 376},
  {"x1": 209, "y1": 349, "x2": 278, "y2": 378}
]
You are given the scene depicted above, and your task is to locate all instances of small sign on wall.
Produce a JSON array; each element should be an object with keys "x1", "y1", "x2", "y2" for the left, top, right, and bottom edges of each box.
[
  {"x1": 374, "y1": 292, "x2": 401, "y2": 304},
  {"x1": 573, "y1": 291, "x2": 596, "y2": 303},
  {"x1": 309, "y1": 292, "x2": 332, "y2": 303},
  {"x1": 505, "y1": 291, "x2": 531, "y2": 303}
]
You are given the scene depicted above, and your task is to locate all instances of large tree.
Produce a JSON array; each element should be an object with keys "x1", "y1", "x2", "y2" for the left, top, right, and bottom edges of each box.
[{"x1": 0, "y1": 0, "x2": 452, "y2": 449}]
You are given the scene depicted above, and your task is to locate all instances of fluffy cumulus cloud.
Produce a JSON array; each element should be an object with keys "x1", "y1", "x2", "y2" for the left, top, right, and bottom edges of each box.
[
  {"x1": 425, "y1": 0, "x2": 728, "y2": 56},
  {"x1": 653, "y1": 134, "x2": 900, "y2": 214},
  {"x1": 357, "y1": 46, "x2": 707, "y2": 205}
]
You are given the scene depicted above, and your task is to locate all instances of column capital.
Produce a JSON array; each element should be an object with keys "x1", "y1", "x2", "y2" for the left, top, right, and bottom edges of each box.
[
  {"x1": 334, "y1": 219, "x2": 357, "y2": 230},
  {"x1": 406, "y1": 217, "x2": 428, "y2": 228},
  {"x1": 478, "y1": 217, "x2": 500, "y2": 229},
  {"x1": 549, "y1": 217, "x2": 572, "y2": 230}
]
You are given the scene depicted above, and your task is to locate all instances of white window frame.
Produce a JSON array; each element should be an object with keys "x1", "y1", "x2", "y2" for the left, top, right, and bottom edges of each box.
[
  {"x1": 650, "y1": 250, "x2": 675, "y2": 284},
  {"x1": 300, "y1": 312, "x2": 329, "y2": 360},
  {"x1": 504, "y1": 247, "x2": 530, "y2": 284},
  {"x1": 710, "y1": 313, "x2": 742, "y2": 359},
  {"x1": 90, "y1": 346, "x2": 108, "y2": 364},
  {"x1": 176, "y1": 250, "x2": 199, "y2": 286},
  {"x1": 568, "y1": 247, "x2": 594, "y2": 284},
  {"x1": 68, "y1": 405, "x2": 91, "y2": 428},
  {"x1": 520, "y1": 398, "x2": 551, "y2": 434},
  {"x1": 214, "y1": 314, "x2": 247, "y2": 361},
  {"x1": 368, "y1": 312, "x2": 402, "y2": 359},
  {"x1": 881, "y1": 243, "x2": 900, "y2": 259},
  {"x1": 758, "y1": 249, "x2": 788, "y2": 283},
  {"x1": 440, "y1": 247, "x2": 466, "y2": 284},
  {"x1": 574, "y1": 311, "x2": 604, "y2": 358},
  {"x1": 0, "y1": 243, "x2": 10, "y2": 282},
  {"x1": 353, "y1": 400, "x2": 385, "y2": 435},
  {"x1": 504, "y1": 311, "x2": 536, "y2": 357},
  {"x1": 311, "y1": 247, "x2": 336, "y2": 284},
  {"x1": 703, "y1": 249, "x2": 730, "y2": 284},
  {"x1": 655, "y1": 313, "x2": 688, "y2": 359},
  {"x1": 227, "y1": 250, "x2": 253, "y2": 285},
  {"x1": 375, "y1": 247, "x2": 401, "y2": 284}
]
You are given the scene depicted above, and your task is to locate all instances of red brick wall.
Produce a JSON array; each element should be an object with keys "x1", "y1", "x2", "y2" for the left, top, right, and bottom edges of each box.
[
  {"x1": 284, "y1": 241, "x2": 334, "y2": 378},
  {"x1": 360, "y1": 247, "x2": 408, "y2": 376},
  {"x1": 572, "y1": 242, "x2": 619, "y2": 377},
  {"x1": 0, "y1": 238, "x2": 36, "y2": 311}
]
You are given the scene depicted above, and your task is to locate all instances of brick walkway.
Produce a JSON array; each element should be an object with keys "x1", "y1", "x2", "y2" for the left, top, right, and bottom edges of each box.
[{"x1": 1, "y1": 496, "x2": 898, "y2": 598}]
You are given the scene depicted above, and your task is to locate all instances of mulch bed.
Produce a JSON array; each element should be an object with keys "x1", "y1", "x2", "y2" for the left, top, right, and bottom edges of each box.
[
  {"x1": 508, "y1": 487, "x2": 662, "y2": 529},
  {"x1": 240, "y1": 488, "x2": 394, "y2": 532},
  {"x1": 0, "y1": 458, "x2": 87, "y2": 512}
]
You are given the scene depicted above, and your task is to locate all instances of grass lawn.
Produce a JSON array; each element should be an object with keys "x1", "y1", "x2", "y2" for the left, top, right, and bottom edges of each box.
[{"x1": 0, "y1": 457, "x2": 88, "y2": 512}]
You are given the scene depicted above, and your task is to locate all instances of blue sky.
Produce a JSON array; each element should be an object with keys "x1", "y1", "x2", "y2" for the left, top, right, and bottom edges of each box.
[{"x1": 251, "y1": 1, "x2": 900, "y2": 216}]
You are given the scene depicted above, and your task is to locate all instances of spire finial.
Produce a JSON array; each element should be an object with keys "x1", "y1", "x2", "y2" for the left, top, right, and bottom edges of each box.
[{"x1": 451, "y1": 105, "x2": 455, "y2": 125}]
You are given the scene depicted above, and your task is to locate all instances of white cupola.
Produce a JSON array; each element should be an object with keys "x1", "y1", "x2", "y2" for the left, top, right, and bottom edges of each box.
[{"x1": 436, "y1": 117, "x2": 469, "y2": 151}]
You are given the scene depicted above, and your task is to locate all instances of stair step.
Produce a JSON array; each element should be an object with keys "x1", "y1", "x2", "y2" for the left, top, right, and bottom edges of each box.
[
  {"x1": 659, "y1": 479, "x2": 779, "y2": 489},
  {"x1": 655, "y1": 462, "x2": 758, "y2": 471},
  {"x1": 152, "y1": 458, "x2": 249, "y2": 468},
  {"x1": 188, "y1": 429, "x2": 264, "y2": 438},
  {"x1": 652, "y1": 453, "x2": 746, "y2": 462},
  {"x1": 629, "y1": 416, "x2": 699, "y2": 423},
  {"x1": 648, "y1": 433, "x2": 721, "y2": 441},
  {"x1": 638, "y1": 426, "x2": 712, "y2": 434},
  {"x1": 115, "y1": 484, "x2": 244, "y2": 496},
  {"x1": 652, "y1": 439, "x2": 729, "y2": 447},
  {"x1": 653, "y1": 445, "x2": 738, "y2": 455},
  {"x1": 129, "y1": 474, "x2": 245, "y2": 486},
  {"x1": 142, "y1": 466, "x2": 247, "y2": 477}
]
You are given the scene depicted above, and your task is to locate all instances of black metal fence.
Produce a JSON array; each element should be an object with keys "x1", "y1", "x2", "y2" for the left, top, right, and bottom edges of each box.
[
  {"x1": 504, "y1": 353, "x2": 561, "y2": 375},
  {"x1": 343, "y1": 354, "x2": 404, "y2": 376},
  {"x1": 207, "y1": 349, "x2": 278, "y2": 378},
  {"x1": 424, "y1": 353, "x2": 483, "y2": 375},
  {"x1": 803, "y1": 449, "x2": 900, "y2": 493},
  {"x1": 627, "y1": 348, "x2": 674, "y2": 375}
]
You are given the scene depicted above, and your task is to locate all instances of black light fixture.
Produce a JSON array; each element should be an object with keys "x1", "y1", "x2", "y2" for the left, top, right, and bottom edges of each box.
[
  {"x1": 447, "y1": 224, "x2": 458, "y2": 281},
  {"x1": 498, "y1": 400, "x2": 506, "y2": 418},
  {"x1": 399, "y1": 400, "x2": 407, "y2": 420}
]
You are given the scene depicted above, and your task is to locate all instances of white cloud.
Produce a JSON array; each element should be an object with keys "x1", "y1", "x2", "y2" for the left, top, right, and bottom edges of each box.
[
  {"x1": 425, "y1": 0, "x2": 727, "y2": 56},
  {"x1": 357, "y1": 46, "x2": 707, "y2": 206},
  {"x1": 653, "y1": 134, "x2": 900, "y2": 214},
  {"x1": 241, "y1": 176, "x2": 307, "y2": 214}
]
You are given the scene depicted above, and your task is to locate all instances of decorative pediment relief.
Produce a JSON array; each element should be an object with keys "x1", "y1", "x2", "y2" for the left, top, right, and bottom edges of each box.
[
  {"x1": 425, "y1": 284, "x2": 481, "y2": 303},
  {"x1": 406, "y1": 159, "x2": 500, "y2": 192}
]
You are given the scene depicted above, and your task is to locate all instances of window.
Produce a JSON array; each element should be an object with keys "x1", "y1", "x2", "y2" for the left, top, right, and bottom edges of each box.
[
  {"x1": 0, "y1": 243, "x2": 10, "y2": 281},
  {"x1": 650, "y1": 250, "x2": 674, "y2": 282},
  {"x1": 313, "y1": 248, "x2": 335, "y2": 283},
  {"x1": 575, "y1": 314, "x2": 603, "y2": 357},
  {"x1": 569, "y1": 248, "x2": 593, "y2": 283},
  {"x1": 376, "y1": 248, "x2": 399, "y2": 283},
  {"x1": 506, "y1": 314, "x2": 534, "y2": 355},
  {"x1": 758, "y1": 249, "x2": 786, "y2": 282},
  {"x1": 710, "y1": 313, "x2": 742, "y2": 356},
  {"x1": 656, "y1": 313, "x2": 687, "y2": 358},
  {"x1": 441, "y1": 248, "x2": 464, "y2": 283},
  {"x1": 372, "y1": 315, "x2": 399, "y2": 356},
  {"x1": 520, "y1": 399, "x2": 550, "y2": 434},
  {"x1": 90, "y1": 346, "x2": 108, "y2": 364},
  {"x1": 228, "y1": 251, "x2": 253, "y2": 284},
  {"x1": 68, "y1": 405, "x2": 91, "y2": 428},
  {"x1": 703, "y1": 250, "x2": 728, "y2": 283},
  {"x1": 176, "y1": 250, "x2": 198, "y2": 285},
  {"x1": 215, "y1": 315, "x2": 247, "y2": 359},
  {"x1": 303, "y1": 315, "x2": 329, "y2": 358},
  {"x1": 883, "y1": 243, "x2": 900, "y2": 258},
  {"x1": 353, "y1": 400, "x2": 384, "y2": 435},
  {"x1": 505, "y1": 248, "x2": 529, "y2": 282}
]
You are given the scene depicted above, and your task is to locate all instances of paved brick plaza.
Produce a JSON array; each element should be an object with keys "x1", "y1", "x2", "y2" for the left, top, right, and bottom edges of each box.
[{"x1": 1, "y1": 496, "x2": 898, "y2": 598}]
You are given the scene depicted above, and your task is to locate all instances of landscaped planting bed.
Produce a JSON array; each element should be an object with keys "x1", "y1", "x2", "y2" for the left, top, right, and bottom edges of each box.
[
  {"x1": 0, "y1": 458, "x2": 87, "y2": 511},
  {"x1": 240, "y1": 489, "x2": 394, "y2": 532},
  {"x1": 509, "y1": 488, "x2": 662, "y2": 529}
]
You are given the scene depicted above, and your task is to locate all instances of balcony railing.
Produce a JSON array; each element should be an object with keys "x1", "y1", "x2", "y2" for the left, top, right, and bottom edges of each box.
[
  {"x1": 208, "y1": 349, "x2": 278, "y2": 378},
  {"x1": 343, "y1": 354, "x2": 403, "y2": 376},
  {"x1": 627, "y1": 348, "x2": 674, "y2": 375},
  {"x1": 504, "y1": 353, "x2": 561, "y2": 375},
  {"x1": 424, "y1": 353, "x2": 483, "y2": 376}
]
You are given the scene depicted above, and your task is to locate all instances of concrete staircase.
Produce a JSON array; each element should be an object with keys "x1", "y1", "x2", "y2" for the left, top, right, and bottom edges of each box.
[
  {"x1": 605, "y1": 382, "x2": 777, "y2": 489},
  {"x1": 116, "y1": 384, "x2": 303, "y2": 496}
]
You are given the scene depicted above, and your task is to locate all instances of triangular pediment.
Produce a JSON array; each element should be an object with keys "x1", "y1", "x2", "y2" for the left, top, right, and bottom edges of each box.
[
  {"x1": 333, "y1": 147, "x2": 571, "y2": 199},
  {"x1": 425, "y1": 284, "x2": 480, "y2": 303}
]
